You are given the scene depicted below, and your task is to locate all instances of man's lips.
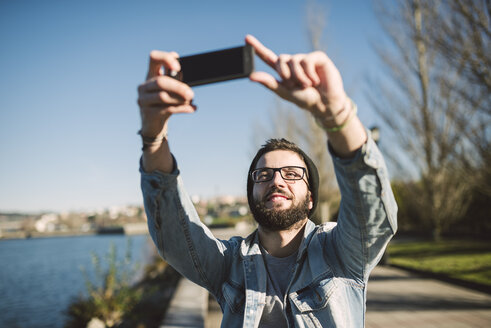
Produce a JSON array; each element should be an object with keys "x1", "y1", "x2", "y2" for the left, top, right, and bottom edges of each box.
[{"x1": 266, "y1": 193, "x2": 291, "y2": 202}]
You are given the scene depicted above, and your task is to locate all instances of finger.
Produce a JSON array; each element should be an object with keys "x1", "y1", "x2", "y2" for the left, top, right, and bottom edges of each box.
[
  {"x1": 303, "y1": 51, "x2": 347, "y2": 108},
  {"x1": 138, "y1": 91, "x2": 191, "y2": 108},
  {"x1": 245, "y1": 34, "x2": 278, "y2": 69},
  {"x1": 300, "y1": 57, "x2": 321, "y2": 86},
  {"x1": 146, "y1": 50, "x2": 180, "y2": 80},
  {"x1": 249, "y1": 71, "x2": 278, "y2": 90},
  {"x1": 303, "y1": 51, "x2": 331, "y2": 83},
  {"x1": 249, "y1": 71, "x2": 291, "y2": 100},
  {"x1": 289, "y1": 55, "x2": 312, "y2": 87},
  {"x1": 139, "y1": 76, "x2": 194, "y2": 101},
  {"x1": 161, "y1": 104, "x2": 197, "y2": 115},
  {"x1": 142, "y1": 103, "x2": 197, "y2": 117},
  {"x1": 170, "y1": 104, "x2": 197, "y2": 114},
  {"x1": 276, "y1": 54, "x2": 292, "y2": 81}
]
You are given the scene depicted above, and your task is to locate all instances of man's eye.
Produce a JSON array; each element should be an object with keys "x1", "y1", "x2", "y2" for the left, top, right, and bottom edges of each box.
[
  {"x1": 282, "y1": 168, "x2": 302, "y2": 179},
  {"x1": 256, "y1": 170, "x2": 271, "y2": 180},
  {"x1": 285, "y1": 172, "x2": 299, "y2": 178}
]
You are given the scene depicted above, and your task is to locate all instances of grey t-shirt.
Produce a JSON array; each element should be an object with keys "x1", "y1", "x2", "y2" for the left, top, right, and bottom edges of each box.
[{"x1": 259, "y1": 246, "x2": 298, "y2": 327}]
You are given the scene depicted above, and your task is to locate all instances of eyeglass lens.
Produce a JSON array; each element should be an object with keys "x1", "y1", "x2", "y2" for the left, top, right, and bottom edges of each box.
[{"x1": 253, "y1": 166, "x2": 305, "y2": 182}]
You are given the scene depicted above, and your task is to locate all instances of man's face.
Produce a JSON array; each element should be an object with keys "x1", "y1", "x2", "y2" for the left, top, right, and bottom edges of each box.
[{"x1": 251, "y1": 150, "x2": 313, "y2": 230}]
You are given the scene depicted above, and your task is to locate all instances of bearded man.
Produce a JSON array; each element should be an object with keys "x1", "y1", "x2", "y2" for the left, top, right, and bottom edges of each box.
[{"x1": 138, "y1": 35, "x2": 397, "y2": 327}]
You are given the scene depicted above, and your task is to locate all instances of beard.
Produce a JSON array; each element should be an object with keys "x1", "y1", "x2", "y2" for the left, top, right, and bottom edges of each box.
[{"x1": 251, "y1": 189, "x2": 311, "y2": 231}]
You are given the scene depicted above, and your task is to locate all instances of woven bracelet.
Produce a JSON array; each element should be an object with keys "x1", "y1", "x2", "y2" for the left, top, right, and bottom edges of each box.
[
  {"x1": 316, "y1": 98, "x2": 358, "y2": 133},
  {"x1": 137, "y1": 130, "x2": 168, "y2": 151}
]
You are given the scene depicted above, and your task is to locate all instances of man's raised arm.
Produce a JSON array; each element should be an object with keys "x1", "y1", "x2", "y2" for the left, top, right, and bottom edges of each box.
[{"x1": 137, "y1": 51, "x2": 196, "y2": 173}]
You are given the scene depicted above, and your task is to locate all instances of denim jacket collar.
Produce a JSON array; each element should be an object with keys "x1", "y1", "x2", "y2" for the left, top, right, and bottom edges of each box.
[{"x1": 239, "y1": 219, "x2": 317, "y2": 260}]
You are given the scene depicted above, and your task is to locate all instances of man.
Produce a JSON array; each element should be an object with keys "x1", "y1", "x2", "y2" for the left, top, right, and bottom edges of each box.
[{"x1": 137, "y1": 35, "x2": 397, "y2": 327}]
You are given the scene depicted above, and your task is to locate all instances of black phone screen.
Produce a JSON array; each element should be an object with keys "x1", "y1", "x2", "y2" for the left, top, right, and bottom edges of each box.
[{"x1": 177, "y1": 44, "x2": 254, "y2": 87}]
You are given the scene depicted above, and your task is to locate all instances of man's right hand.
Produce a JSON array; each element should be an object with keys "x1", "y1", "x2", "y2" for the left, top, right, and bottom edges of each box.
[
  {"x1": 138, "y1": 51, "x2": 196, "y2": 173},
  {"x1": 137, "y1": 51, "x2": 196, "y2": 139}
]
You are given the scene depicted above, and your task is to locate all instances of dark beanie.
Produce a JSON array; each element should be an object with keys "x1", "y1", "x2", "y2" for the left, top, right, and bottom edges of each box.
[{"x1": 247, "y1": 139, "x2": 319, "y2": 218}]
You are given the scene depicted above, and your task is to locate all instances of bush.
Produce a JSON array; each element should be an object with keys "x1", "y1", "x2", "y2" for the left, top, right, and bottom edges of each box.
[{"x1": 65, "y1": 240, "x2": 142, "y2": 328}]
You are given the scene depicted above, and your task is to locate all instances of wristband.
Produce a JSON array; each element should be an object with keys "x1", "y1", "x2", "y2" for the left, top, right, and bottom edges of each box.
[
  {"x1": 138, "y1": 130, "x2": 167, "y2": 151},
  {"x1": 316, "y1": 98, "x2": 358, "y2": 133}
]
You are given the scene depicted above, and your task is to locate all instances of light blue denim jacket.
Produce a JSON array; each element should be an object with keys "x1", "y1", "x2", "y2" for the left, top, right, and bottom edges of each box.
[{"x1": 141, "y1": 134, "x2": 397, "y2": 328}]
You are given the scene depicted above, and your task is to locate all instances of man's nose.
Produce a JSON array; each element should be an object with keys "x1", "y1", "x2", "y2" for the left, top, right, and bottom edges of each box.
[{"x1": 270, "y1": 170, "x2": 286, "y2": 186}]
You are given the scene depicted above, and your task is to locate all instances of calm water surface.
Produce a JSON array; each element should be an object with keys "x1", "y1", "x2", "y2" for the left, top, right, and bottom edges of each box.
[{"x1": 0, "y1": 234, "x2": 152, "y2": 328}]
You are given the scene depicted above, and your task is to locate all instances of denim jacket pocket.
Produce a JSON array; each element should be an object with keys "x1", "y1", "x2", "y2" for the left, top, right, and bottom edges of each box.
[
  {"x1": 222, "y1": 281, "x2": 245, "y2": 314},
  {"x1": 290, "y1": 277, "x2": 337, "y2": 312}
]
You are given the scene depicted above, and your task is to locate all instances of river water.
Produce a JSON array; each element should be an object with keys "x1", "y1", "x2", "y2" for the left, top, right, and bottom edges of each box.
[{"x1": 0, "y1": 234, "x2": 152, "y2": 328}]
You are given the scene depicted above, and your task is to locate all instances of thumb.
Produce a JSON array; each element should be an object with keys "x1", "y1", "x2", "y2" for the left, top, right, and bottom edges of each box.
[
  {"x1": 249, "y1": 71, "x2": 279, "y2": 91},
  {"x1": 146, "y1": 51, "x2": 180, "y2": 80},
  {"x1": 250, "y1": 71, "x2": 291, "y2": 100}
]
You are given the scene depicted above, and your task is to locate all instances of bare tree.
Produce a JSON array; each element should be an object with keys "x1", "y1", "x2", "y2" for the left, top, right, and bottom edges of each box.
[
  {"x1": 252, "y1": 0, "x2": 339, "y2": 223},
  {"x1": 426, "y1": 0, "x2": 491, "y2": 197},
  {"x1": 369, "y1": 0, "x2": 489, "y2": 239}
]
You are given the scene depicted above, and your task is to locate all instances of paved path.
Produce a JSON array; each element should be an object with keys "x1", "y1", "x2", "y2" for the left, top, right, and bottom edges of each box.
[
  {"x1": 161, "y1": 278, "x2": 208, "y2": 328},
  {"x1": 366, "y1": 266, "x2": 491, "y2": 328}
]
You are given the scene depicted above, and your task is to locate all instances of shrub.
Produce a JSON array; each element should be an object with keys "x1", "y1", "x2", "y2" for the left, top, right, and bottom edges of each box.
[{"x1": 65, "y1": 240, "x2": 142, "y2": 328}]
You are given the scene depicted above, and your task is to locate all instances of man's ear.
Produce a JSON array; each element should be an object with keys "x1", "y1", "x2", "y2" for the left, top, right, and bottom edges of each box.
[{"x1": 308, "y1": 193, "x2": 313, "y2": 210}]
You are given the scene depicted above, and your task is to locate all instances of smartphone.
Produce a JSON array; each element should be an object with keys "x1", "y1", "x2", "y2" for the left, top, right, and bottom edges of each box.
[{"x1": 169, "y1": 44, "x2": 255, "y2": 87}]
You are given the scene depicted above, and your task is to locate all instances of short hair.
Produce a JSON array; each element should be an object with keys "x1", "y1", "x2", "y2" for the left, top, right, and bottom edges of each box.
[{"x1": 247, "y1": 138, "x2": 319, "y2": 218}]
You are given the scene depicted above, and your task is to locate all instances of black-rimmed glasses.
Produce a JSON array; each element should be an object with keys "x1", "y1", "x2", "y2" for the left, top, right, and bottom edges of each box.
[{"x1": 251, "y1": 166, "x2": 307, "y2": 183}]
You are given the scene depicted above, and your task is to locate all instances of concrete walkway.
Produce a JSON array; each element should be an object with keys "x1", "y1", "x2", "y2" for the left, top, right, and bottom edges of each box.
[
  {"x1": 160, "y1": 278, "x2": 208, "y2": 328},
  {"x1": 366, "y1": 265, "x2": 491, "y2": 328}
]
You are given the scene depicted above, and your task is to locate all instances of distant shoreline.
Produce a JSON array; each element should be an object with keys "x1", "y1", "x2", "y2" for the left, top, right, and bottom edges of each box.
[{"x1": 0, "y1": 230, "x2": 147, "y2": 241}]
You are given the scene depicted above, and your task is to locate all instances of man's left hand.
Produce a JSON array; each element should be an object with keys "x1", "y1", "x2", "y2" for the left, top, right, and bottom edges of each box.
[{"x1": 246, "y1": 35, "x2": 349, "y2": 123}]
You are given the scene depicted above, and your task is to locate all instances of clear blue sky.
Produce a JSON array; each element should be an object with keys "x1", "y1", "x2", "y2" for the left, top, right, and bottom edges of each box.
[{"x1": 0, "y1": 0, "x2": 385, "y2": 213}]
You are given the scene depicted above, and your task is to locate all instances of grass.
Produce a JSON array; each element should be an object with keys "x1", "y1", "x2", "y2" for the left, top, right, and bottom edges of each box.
[{"x1": 386, "y1": 239, "x2": 491, "y2": 287}]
